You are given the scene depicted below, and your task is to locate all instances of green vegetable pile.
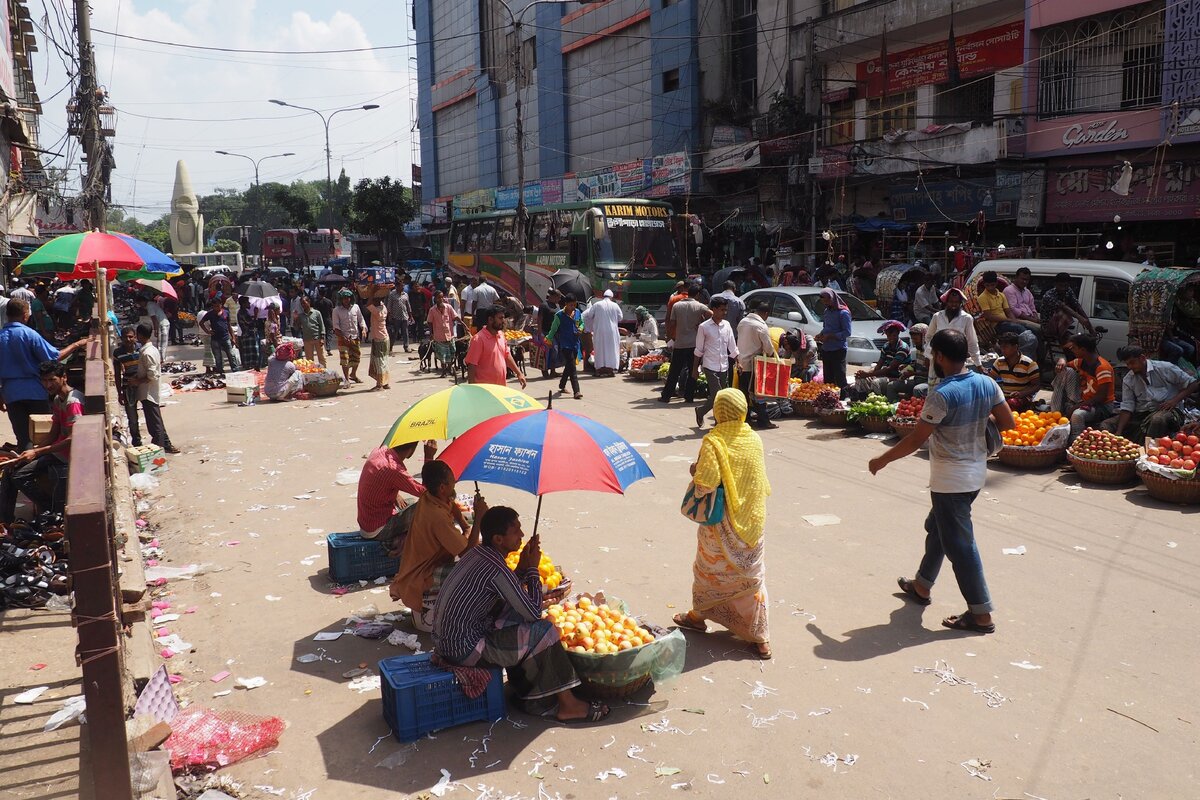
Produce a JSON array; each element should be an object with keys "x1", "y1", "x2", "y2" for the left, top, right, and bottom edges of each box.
[{"x1": 846, "y1": 393, "x2": 896, "y2": 421}]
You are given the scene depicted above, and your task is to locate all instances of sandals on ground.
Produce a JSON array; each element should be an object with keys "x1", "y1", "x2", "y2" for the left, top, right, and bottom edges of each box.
[
  {"x1": 897, "y1": 576, "x2": 931, "y2": 606},
  {"x1": 672, "y1": 611, "x2": 707, "y2": 633},
  {"x1": 752, "y1": 642, "x2": 772, "y2": 660},
  {"x1": 941, "y1": 611, "x2": 996, "y2": 634}
]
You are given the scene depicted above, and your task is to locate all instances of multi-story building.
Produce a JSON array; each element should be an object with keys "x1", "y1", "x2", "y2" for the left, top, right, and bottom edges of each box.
[{"x1": 1, "y1": 0, "x2": 48, "y2": 274}]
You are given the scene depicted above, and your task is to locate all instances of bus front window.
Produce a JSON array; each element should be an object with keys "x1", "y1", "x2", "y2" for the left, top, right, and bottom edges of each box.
[{"x1": 596, "y1": 218, "x2": 675, "y2": 272}]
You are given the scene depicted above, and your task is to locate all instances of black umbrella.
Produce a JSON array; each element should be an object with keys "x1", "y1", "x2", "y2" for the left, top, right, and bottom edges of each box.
[
  {"x1": 238, "y1": 279, "x2": 280, "y2": 299},
  {"x1": 549, "y1": 269, "x2": 592, "y2": 302},
  {"x1": 318, "y1": 272, "x2": 350, "y2": 285}
]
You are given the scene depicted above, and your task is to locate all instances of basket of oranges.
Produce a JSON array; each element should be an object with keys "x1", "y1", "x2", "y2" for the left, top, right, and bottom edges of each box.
[
  {"x1": 997, "y1": 410, "x2": 1069, "y2": 469},
  {"x1": 789, "y1": 380, "x2": 825, "y2": 416},
  {"x1": 545, "y1": 593, "x2": 684, "y2": 699}
]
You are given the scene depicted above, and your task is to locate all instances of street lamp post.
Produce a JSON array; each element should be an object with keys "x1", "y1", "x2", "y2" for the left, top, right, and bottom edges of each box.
[
  {"x1": 214, "y1": 150, "x2": 295, "y2": 257},
  {"x1": 268, "y1": 100, "x2": 379, "y2": 238}
]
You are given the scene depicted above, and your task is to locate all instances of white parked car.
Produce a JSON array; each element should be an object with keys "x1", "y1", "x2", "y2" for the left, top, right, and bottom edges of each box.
[{"x1": 741, "y1": 286, "x2": 904, "y2": 367}]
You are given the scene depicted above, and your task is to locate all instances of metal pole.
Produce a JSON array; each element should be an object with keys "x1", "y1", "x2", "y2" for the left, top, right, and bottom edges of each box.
[
  {"x1": 513, "y1": 21, "x2": 528, "y2": 302},
  {"x1": 323, "y1": 115, "x2": 334, "y2": 235},
  {"x1": 806, "y1": 17, "x2": 818, "y2": 267}
]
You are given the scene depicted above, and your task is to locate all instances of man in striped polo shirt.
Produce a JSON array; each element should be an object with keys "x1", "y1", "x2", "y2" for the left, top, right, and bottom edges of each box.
[{"x1": 986, "y1": 331, "x2": 1041, "y2": 411}]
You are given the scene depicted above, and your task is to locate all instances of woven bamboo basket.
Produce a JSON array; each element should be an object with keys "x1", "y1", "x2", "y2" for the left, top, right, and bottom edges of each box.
[
  {"x1": 305, "y1": 376, "x2": 341, "y2": 397},
  {"x1": 816, "y1": 408, "x2": 850, "y2": 426},
  {"x1": 792, "y1": 400, "x2": 816, "y2": 417},
  {"x1": 889, "y1": 417, "x2": 919, "y2": 437},
  {"x1": 996, "y1": 445, "x2": 1066, "y2": 469},
  {"x1": 1139, "y1": 469, "x2": 1200, "y2": 504},
  {"x1": 1066, "y1": 453, "x2": 1138, "y2": 485},
  {"x1": 577, "y1": 672, "x2": 652, "y2": 700},
  {"x1": 858, "y1": 416, "x2": 892, "y2": 434},
  {"x1": 628, "y1": 368, "x2": 661, "y2": 382}
]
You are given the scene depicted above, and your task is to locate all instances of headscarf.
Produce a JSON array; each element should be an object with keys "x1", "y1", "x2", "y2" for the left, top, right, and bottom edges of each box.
[
  {"x1": 635, "y1": 306, "x2": 650, "y2": 321},
  {"x1": 820, "y1": 286, "x2": 850, "y2": 311},
  {"x1": 908, "y1": 322, "x2": 929, "y2": 339},
  {"x1": 274, "y1": 341, "x2": 298, "y2": 361},
  {"x1": 693, "y1": 388, "x2": 771, "y2": 547},
  {"x1": 940, "y1": 287, "x2": 966, "y2": 304},
  {"x1": 337, "y1": 288, "x2": 354, "y2": 299},
  {"x1": 877, "y1": 320, "x2": 906, "y2": 335}
]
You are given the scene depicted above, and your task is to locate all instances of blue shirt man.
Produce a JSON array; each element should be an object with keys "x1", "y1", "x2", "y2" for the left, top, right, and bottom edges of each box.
[{"x1": 0, "y1": 299, "x2": 87, "y2": 450}]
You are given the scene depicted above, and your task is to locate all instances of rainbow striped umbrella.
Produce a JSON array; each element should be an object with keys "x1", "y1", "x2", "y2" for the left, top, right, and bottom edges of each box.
[
  {"x1": 381, "y1": 383, "x2": 544, "y2": 447},
  {"x1": 17, "y1": 232, "x2": 182, "y2": 280}
]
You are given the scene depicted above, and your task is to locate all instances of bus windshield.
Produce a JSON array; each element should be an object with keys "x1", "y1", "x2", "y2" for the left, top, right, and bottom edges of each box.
[{"x1": 594, "y1": 217, "x2": 675, "y2": 271}]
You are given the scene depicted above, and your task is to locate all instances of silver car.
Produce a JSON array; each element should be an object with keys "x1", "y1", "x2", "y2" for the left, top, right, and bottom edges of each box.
[{"x1": 741, "y1": 286, "x2": 905, "y2": 367}]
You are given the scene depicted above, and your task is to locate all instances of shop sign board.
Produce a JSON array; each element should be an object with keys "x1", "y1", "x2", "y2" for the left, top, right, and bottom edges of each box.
[
  {"x1": 1044, "y1": 155, "x2": 1200, "y2": 222},
  {"x1": 856, "y1": 20, "x2": 1023, "y2": 98}
]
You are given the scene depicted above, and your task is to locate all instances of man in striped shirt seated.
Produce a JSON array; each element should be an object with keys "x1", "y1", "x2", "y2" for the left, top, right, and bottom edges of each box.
[
  {"x1": 433, "y1": 506, "x2": 610, "y2": 723},
  {"x1": 986, "y1": 332, "x2": 1041, "y2": 411}
]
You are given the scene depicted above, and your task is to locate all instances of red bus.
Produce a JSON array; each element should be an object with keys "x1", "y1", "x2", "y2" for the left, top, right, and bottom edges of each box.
[{"x1": 262, "y1": 228, "x2": 342, "y2": 268}]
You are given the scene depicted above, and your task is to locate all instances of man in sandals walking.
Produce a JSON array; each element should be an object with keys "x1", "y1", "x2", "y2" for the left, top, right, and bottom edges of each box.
[{"x1": 868, "y1": 329, "x2": 1014, "y2": 634}]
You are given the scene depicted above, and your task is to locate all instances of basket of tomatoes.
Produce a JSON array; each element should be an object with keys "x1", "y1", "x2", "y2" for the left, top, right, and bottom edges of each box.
[{"x1": 1138, "y1": 431, "x2": 1200, "y2": 503}]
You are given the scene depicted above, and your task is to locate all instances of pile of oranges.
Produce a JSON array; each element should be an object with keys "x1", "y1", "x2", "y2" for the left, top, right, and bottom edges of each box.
[
  {"x1": 505, "y1": 543, "x2": 564, "y2": 590},
  {"x1": 1001, "y1": 410, "x2": 1067, "y2": 447},
  {"x1": 293, "y1": 358, "x2": 325, "y2": 375},
  {"x1": 789, "y1": 380, "x2": 826, "y2": 401},
  {"x1": 545, "y1": 596, "x2": 656, "y2": 655}
]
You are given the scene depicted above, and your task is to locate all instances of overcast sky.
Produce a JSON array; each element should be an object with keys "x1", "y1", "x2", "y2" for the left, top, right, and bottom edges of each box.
[{"x1": 36, "y1": 0, "x2": 417, "y2": 221}]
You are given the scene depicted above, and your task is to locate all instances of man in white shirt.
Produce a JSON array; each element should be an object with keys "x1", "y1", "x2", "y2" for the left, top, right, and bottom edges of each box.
[
  {"x1": 693, "y1": 297, "x2": 739, "y2": 428},
  {"x1": 443, "y1": 276, "x2": 460, "y2": 311},
  {"x1": 470, "y1": 277, "x2": 499, "y2": 323},
  {"x1": 925, "y1": 288, "x2": 980, "y2": 385},
  {"x1": 10, "y1": 282, "x2": 34, "y2": 304},
  {"x1": 913, "y1": 273, "x2": 940, "y2": 324},
  {"x1": 128, "y1": 323, "x2": 180, "y2": 453},
  {"x1": 735, "y1": 299, "x2": 778, "y2": 430},
  {"x1": 460, "y1": 280, "x2": 477, "y2": 317}
]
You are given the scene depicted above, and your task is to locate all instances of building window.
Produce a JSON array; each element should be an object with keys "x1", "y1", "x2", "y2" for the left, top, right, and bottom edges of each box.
[
  {"x1": 1037, "y1": 3, "x2": 1164, "y2": 119},
  {"x1": 866, "y1": 90, "x2": 916, "y2": 139},
  {"x1": 826, "y1": 98, "x2": 855, "y2": 145},
  {"x1": 935, "y1": 74, "x2": 995, "y2": 125},
  {"x1": 730, "y1": 0, "x2": 757, "y2": 106},
  {"x1": 662, "y1": 68, "x2": 680, "y2": 93}
]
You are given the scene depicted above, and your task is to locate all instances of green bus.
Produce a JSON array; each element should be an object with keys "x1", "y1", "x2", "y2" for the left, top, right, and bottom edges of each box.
[{"x1": 447, "y1": 199, "x2": 682, "y2": 312}]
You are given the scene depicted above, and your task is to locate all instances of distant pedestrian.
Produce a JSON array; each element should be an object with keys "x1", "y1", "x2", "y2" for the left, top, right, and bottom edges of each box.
[
  {"x1": 869, "y1": 328, "x2": 1013, "y2": 635},
  {"x1": 816, "y1": 288, "x2": 851, "y2": 392},
  {"x1": 385, "y1": 286, "x2": 411, "y2": 352},
  {"x1": 129, "y1": 323, "x2": 180, "y2": 453},
  {"x1": 236, "y1": 297, "x2": 263, "y2": 370},
  {"x1": 466, "y1": 305, "x2": 527, "y2": 388},
  {"x1": 548, "y1": 297, "x2": 584, "y2": 399},
  {"x1": 660, "y1": 285, "x2": 709, "y2": 403},
  {"x1": 366, "y1": 296, "x2": 390, "y2": 391},
  {"x1": 295, "y1": 294, "x2": 326, "y2": 367},
  {"x1": 333, "y1": 289, "x2": 366, "y2": 386},
  {"x1": 199, "y1": 297, "x2": 240, "y2": 374}
]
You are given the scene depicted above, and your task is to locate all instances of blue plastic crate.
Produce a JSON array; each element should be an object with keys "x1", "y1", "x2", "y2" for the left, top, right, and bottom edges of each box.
[
  {"x1": 326, "y1": 532, "x2": 400, "y2": 584},
  {"x1": 379, "y1": 653, "x2": 505, "y2": 742}
]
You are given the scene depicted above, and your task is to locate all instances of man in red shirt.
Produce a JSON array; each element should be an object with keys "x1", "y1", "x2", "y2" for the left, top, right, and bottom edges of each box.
[
  {"x1": 1, "y1": 361, "x2": 82, "y2": 523},
  {"x1": 358, "y1": 439, "x2": 437, "y2": 554},
  {"x1": 466, "y1": 305, "x2": 527, "y2": 388},
  {"x1": 1050, "y1": 332, "x2": 1115, "y2": 442},
  {"x1": 426, "y1": 291, "x2": 460, "y2": 377}
]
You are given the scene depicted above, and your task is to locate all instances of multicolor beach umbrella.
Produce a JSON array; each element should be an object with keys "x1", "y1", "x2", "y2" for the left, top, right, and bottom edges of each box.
[{"x1": 17, "y1": 232, "x2": 182, "y2": 280}]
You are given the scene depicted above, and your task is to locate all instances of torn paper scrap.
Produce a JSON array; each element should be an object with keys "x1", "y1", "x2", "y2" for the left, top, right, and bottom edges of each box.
[
  {"x1": 429, "y1": 769, "x2": 454, "y2": 797},
  {"x1": 14, "y1": 686, "x2": 49, "y2": 704},
  {"x1": 1010, "y1": 660, "x2": 1043, "y2": 670},
  {"x1": 801, "y1": 514, "x2": 841, "y2": 527},
  {"x1": 1001, "y1": 545, "x2": 1027, "y2": 556},
  {"x1": 235, "y1": 676, "x2": 267, "y2": 690},
  {"x1": 596, "y1": 768, "x2": 627, "y2": 781}
]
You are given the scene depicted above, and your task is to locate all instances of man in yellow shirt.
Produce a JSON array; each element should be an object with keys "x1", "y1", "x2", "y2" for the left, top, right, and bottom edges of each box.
[{"x1": 977, "y1": 271, "x2": 1024, "y2": 338}]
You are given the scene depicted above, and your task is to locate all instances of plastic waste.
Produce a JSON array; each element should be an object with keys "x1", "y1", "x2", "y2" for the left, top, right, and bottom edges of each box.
[
  {"x1": 335, "y1": 469, "x2": 360, "y2": 486},
  {"x1": 43, "y1": 695, "x2": 86, "y2": 731},
  {"x1": 129, "y1": 473, "x2": 160, "y2": 492}
]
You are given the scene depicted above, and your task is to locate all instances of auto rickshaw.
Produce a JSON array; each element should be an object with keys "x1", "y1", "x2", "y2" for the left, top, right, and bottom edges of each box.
[{"x1": 875, "y1": 262, "x2": 930, "y2": 323}]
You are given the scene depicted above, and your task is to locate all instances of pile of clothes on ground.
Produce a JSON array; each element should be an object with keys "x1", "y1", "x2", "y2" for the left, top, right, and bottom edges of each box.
[{"x1": 0, "y1": 512, "x2": 70, "y2": 609}]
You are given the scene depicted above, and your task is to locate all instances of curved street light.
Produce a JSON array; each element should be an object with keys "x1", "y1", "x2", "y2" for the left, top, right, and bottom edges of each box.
[
  {"x1": 268, "y1": 100, "x2": 380, "y2": 234},
  {"x1": 214, "y1": 150, "x2": 295, "y2": 256}
]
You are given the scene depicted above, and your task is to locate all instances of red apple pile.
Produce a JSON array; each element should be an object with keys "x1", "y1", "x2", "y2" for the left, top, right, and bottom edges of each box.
[
  {"x1": 894, "y1": 397, "x2": 924, "y2": 423},
  {"x1": 1068, "y1": 428, "x2": 1140, "y2": 463},
  {"x1": 1146, "y1": 431, "x2": 1200, "y2": 471}
]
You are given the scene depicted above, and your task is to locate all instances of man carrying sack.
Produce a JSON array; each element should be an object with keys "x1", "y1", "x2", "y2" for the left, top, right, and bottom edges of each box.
[{"x1": 735, "y1": 299, "x2": 780, "y2": 430}]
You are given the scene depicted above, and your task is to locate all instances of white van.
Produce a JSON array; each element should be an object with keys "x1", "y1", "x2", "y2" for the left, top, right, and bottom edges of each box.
[{"x1": 965, "y1": 259, "x2": 1147, "y2": 364}]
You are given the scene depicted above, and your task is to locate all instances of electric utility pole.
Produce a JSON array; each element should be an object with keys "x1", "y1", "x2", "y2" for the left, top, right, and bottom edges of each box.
[{"x1": 73, "y1": 0, "x2": 109, "y2": 231}]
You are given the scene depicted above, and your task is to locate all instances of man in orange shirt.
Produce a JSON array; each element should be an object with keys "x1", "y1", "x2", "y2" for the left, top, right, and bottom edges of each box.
[
  {"x1": 466, "y1": 305, "x2": 527, "y2": 388},
  {"x1": 1050, "y1": 332, "x2": 1115, "y2": 442},
  {"x1": 426, "y1": 290, "x2": 460, "y2": 377}
]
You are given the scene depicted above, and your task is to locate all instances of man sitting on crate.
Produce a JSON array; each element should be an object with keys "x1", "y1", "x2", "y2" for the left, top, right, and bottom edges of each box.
[
  {"x1": 433, "y1": 505, "x2": 610, "y2": 723},
  {"x1": 391, "y1": 461, "x2": 487, "y2": 631},
  {"x1": 358, "y1": 438, "x2": 438, "y2": 554}
]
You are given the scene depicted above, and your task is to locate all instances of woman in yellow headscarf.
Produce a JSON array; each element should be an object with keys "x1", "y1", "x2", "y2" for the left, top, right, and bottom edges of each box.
[{"x1": 673, "y1": 388, "x2": 773, "y2": 658}]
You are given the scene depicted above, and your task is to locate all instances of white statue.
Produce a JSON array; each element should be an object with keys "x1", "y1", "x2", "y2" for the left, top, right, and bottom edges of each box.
[{"x1": 169, "y1": 160, "x2": 204, "y2": 254}]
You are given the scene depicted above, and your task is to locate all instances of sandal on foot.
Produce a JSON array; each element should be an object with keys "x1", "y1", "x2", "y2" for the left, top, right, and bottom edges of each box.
[
  {"x1": 897, "y1": 576, "x2": 931, "y2": 606},
  {"x1": 752, "y1": 642, "x2": 772, "y2": 660},
  {"x1": 941, "y1": 611, "x2": 995, "y2": 634},
  {"x1": 573, "y1": 393, "x2": 583, "y2": 400},
  {"x1": 564, "y1": 701, "x2": 610, "y2": 723},
  {"x1": 672, "y1": 611, "x2": 707, "y2": 632}
]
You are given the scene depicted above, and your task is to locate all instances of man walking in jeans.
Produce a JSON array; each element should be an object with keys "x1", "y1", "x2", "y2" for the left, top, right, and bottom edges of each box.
[
  {"x1": 659, "y1": 285, "x2": 709, "y2": 403},
  {"x1": 868, "y1": 329, "x2": 1013, "y2": 634},
  {"x1": 692, "y1": 297, "x2": 738, "y2": 428}
]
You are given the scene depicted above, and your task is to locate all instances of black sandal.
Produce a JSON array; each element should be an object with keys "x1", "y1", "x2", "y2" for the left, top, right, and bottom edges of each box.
[
  {"x1": 941, "y1": 611, "x2": 995, "y2": 634},
  {"x1": 897, "y1": 577, "x2": 931, "y2": 606},
  {"x1": 672, "y1": 611, "x2": 707, "y2": 632},
  {"x1": 562, "y1": 701, "x2": 610, "y2": 723}
]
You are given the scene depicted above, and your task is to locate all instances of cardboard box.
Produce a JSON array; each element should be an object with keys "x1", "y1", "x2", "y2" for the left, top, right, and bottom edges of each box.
[
  {"x1": 126, "y1": 445, "x2": 168, "y2": 474},
  {"x1": 28, "y1": 414, "x2": 53, "y2": 446}
]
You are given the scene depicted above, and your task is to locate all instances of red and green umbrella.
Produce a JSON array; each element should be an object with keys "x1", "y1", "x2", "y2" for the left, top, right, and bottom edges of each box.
[{"x1": 17, "y1": 231, "x2": 183, "y2": 280}]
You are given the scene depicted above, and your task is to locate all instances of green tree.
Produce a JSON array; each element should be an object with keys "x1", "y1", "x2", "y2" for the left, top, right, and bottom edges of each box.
[
  {"x1": 275, "y1": 180, "x2": 322, "y2": 228},
  {"x1": 205, "y1": 238, "x2": 242, "y2": 253},
  {"x1": 349, "y1": 176, "x2": 416, "y2": 261}
]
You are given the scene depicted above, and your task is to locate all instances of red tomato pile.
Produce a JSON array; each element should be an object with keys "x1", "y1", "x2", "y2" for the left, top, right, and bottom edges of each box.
[
  {"x1": 1147, "y1": 432, "x2": 1200, "y2": 471},
  {"x1": 894, "y1": 397, "x2": 924, "y2": 421}
]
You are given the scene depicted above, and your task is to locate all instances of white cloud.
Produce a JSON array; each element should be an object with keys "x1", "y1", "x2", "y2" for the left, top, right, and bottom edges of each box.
[{"x1": 38, "y1": 1, "x2": 417, "y2": 221}]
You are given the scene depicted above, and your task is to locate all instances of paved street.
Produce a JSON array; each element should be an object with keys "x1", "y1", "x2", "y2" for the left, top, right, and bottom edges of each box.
[{"x1": 59, "y1": 346, "x2": 1200, "y2": 798}]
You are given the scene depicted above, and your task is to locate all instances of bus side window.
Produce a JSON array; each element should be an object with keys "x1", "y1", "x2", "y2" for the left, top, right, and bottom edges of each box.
[{"x1": 569, "y1": 235, "x2": 584, "y2": 269}]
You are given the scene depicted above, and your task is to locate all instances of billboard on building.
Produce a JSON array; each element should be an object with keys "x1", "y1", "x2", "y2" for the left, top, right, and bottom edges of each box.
[
  {"x1": 1044, "y1": 151, "x2": 1200, "y2": 222},
  {"x1": 0, "y1": 4, "x2": 13, "y2": 102},
  {"x1": 857, "y1": 20, "x2": 1024, "y2": 98},
  {"x1": 889, "y1": 177, "x2": 1020, "y2": 223}
]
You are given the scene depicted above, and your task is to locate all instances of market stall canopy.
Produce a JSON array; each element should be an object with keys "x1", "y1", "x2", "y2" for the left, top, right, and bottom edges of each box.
[
  {"x1": 549, "y1": 269, "x2": 592, "y2": 302},
  {"x1": 16, "y1": 231, "x2": 183, "y2": 280},
  {"x1": 381, "y1": 384, "x2": 545, "y2": 447}
]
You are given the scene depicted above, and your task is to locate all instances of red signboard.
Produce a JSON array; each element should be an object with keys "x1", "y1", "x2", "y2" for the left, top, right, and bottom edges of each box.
[
  {"x1": 1044, "y1": 151, "x2": 1200, "y2": 223},
  {"x1": 857, "y1": 20, "x2": 1024, "y2": 98}
]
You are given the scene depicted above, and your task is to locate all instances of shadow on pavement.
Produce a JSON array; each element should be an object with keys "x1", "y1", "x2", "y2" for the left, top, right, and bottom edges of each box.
[{"x1": 804, "y1": 603, "x2": 975, "y2": 662}]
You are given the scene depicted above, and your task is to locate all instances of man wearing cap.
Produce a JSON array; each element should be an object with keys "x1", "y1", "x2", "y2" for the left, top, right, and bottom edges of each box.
[
  {"x1": 583, "y1": 289, "x2": 622, "y2": 377},
  {"x1": 925, "y1": 288, "x2": 981, "y2": 386},
  {"x1": 854, "y1": 320, "x2": 911, "y2": 399},
  {"x1": 332, "y1": 289, "x2": 367, "y2": 386}
]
